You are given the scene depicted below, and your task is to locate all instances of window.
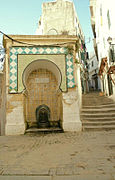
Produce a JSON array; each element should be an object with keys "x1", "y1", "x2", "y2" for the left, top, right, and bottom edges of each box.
[
  {"x1": 103, "y1": 38, "x2": 105, "y2": 48},
  {"x1": 89, "y1": 63, "x2": 90, "y2": 69},
  {"x1": 100, "y1": 4, "x2": 103, "y2": 26},
  {"x1": 100, "y1": 4, "x2": 102, "y2": 16},
  {"x1": 90, "y1": 6, "x2": 93, "y2": 17},
  {"x1": 107, "y1": 10, "x2": 111, "y2": 29},
  {"x1": 92, "y1": 61, "x2": 94, "y2": 67},
  {"x1": 109, "y1": 45, "x2": 115, "y2": 62}
]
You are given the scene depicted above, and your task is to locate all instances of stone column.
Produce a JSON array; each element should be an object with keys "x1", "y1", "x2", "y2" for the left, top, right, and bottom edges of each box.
[
  {"x1": 62, "y1": 91, "x2": 82, "y2": 132},
  {"x1": 76, "y1": 64, "x2": 82, "y2": 109},
  {"x1": 5, "y1": 94, "x2": 25, "y2": 135}
]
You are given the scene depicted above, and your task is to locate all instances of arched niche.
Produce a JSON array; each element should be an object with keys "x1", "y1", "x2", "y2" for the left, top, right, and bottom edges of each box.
[
  {"x1": 47, "y1": 28, "x2": 58, "y2": 35},
  {"x1": 22, "y1": 59, "x2": 62, "y2": 92},
  {"x1": 22, "y1": 60, "x2": 63, "y2": 128}
]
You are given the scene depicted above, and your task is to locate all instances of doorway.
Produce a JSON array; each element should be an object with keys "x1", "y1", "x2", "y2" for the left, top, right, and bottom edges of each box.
[{"x1": 108, "y1": 74, "x2": 113, "y2": 96}]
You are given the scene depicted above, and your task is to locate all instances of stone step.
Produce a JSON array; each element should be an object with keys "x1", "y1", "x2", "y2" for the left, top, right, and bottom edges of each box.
[
  {"x1": 83, "y1": 125, "x2": 115, "y2": 131},
  {"x1": 83, "y1": 97, "x2": 113, "y2": 100},
  {"x1": 81, "y1": 108, "x2": 115, "y2": 113},
  {"x1": 81, "y1": 117, "x2": 115, "y2": 121},
  {"x1": 81, "y1": 113, "x2": 115, "y2": 118},
  {"x1": 82, "y1": 103, "x2": 115, "y2": 107},
  {"x1": 81, "y1": 92, "x2": 115, "y2": 131},
  {"x1": 82, "y1": 101, "x2": 115, "y2": 105},
  {"x1": 82, "y1": 121, "x2": 115, "y2": 126},
  {"x1": 81, "y1": 111, "x2": 115, "y2": 115},
  {"x1": 25, "y1": 127, "x2": 63, "y2": 134},
  {"x1": 82, "y1": 107, "x2": 115, "y2": 110},
  {"x1": 81, "y1": 105, "x2": 115, "y2": 110},
  {"x1": 83, "y1": 95, "x2": 112, "y2": 98},
  {"x1": 82, "y1": 98, "x2": 115, "y2": 104}
]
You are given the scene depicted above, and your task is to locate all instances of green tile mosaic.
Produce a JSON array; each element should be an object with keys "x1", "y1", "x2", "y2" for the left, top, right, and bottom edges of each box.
[{"x1": 9, "y1": 46, "x2": 75, "y2": 93}]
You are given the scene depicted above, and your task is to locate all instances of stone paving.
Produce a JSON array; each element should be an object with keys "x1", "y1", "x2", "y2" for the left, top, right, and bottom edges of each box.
[{"x1": 0, "y1": 131, "x2": 115, "y2": 179}]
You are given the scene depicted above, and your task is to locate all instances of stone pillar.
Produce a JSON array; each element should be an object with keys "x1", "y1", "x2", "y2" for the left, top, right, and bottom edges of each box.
[
  {"x1": 5, "y1": 94, "x2": 25, "y2": 135},
  {"x1": 62, "y1": 91, "x2": 82, "y2": 132},
  {"x1": 76, "y1": 64, "x2": 82, "y2": 109}
]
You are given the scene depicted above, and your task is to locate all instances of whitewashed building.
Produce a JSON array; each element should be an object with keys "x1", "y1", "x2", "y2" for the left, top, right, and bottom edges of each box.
[
  {"x1": 36, "y1": 0, "x2": 84, "y2": 37},
  {"x1": 88, "y1": 51, "x2": 101, "y2": 91},
  {"x1": 90, "y1": 0, "x2": 115, "y2": 100},
  {"x1": 36, "y1": 0, "x2": 88, "y2": 101},
  {"x1": 0, "y1": 0, "x2": 89, "y2": 135}
]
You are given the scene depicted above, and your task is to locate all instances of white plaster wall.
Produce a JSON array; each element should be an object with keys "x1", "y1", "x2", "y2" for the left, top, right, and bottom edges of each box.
[
  {"x1": 94, "y1": 0, "x2": 115, "y2": 97},
  {"x1": 5, "y1": 105, "x2": 25, "y2": 135},
  {"x1": 111, "y1": 74, "x2": 115, "y2": 101},
  {"x1": 62, "y1": 91, "x2": 82, "y2": 132},
  {"x1": 89, "y1": 53, "x2": 98, "y2": 72},
  {"x1": 36, "y1": 0, "x2": 84, "y2": 37},
  {"x1": 5, "y1": 95, "x2": 25, "y2": 135},
  {"x1": 42, "y1": 0, "x2": 76, "y2": 35},
  {"x1": 76, "y1": 64, "x2": 82, "y2": 109},
  {"x1": 95, "y1": 0, "x2": 112, "y2": 65},
  {"x1": 88, "y1": 52, "x2": 101, "y2": 90}
]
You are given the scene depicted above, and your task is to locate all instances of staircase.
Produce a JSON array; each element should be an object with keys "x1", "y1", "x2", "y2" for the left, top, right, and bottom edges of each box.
[{"x1": 81, "y1": 92, "x2": 115, "y2": 131}]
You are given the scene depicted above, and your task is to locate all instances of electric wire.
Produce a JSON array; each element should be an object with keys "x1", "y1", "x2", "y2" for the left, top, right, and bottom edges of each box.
[{"x1": 0, "y1": 30, "x2": 79, "y2": 47}]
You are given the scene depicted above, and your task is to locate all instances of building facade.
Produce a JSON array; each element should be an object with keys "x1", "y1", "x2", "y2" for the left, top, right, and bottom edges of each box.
[
  {"x1": 90, "y1": 0, "x2": 115, "y2": 99},
  {"x1": 1, "y1": 35, "x2": 82, "y2": 135},
  {"x1": 36, "y1": 0, "x2": 83, "y2": 37},
  {"x1": 36, "y1": 0, "x2": 88, "y2": 100},
  {"x1": 88, "y1": 51, "x2": 101, "y2": 91},
  {"x1": 0, "y1": 0, "x2": 88, "y2": 135}
]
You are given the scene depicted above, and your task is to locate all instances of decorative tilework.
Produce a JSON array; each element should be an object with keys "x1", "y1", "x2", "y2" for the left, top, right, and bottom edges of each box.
[
  {"x1": 18, "y1": 54, "x2": 67, "y2": 92},
  {"x1": 9, "y1": 47, "x2": 75, "y2": 93}
]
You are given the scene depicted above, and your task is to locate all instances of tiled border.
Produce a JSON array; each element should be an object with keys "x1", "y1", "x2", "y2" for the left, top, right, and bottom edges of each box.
[{"x1": 9, "y1": 46, "x2": 75, "y2": 93}]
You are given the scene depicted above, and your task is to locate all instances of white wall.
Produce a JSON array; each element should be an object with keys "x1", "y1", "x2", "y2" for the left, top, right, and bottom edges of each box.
[
  {"x1": 93, "y1": 0, "x2": 115, "y2": 98},
  {"x1": 36, "y1": 0, "x2": 84, "y2": 38},
  {"x1": 88, "y1": 52, "x2": 101, "y2": 90}
]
